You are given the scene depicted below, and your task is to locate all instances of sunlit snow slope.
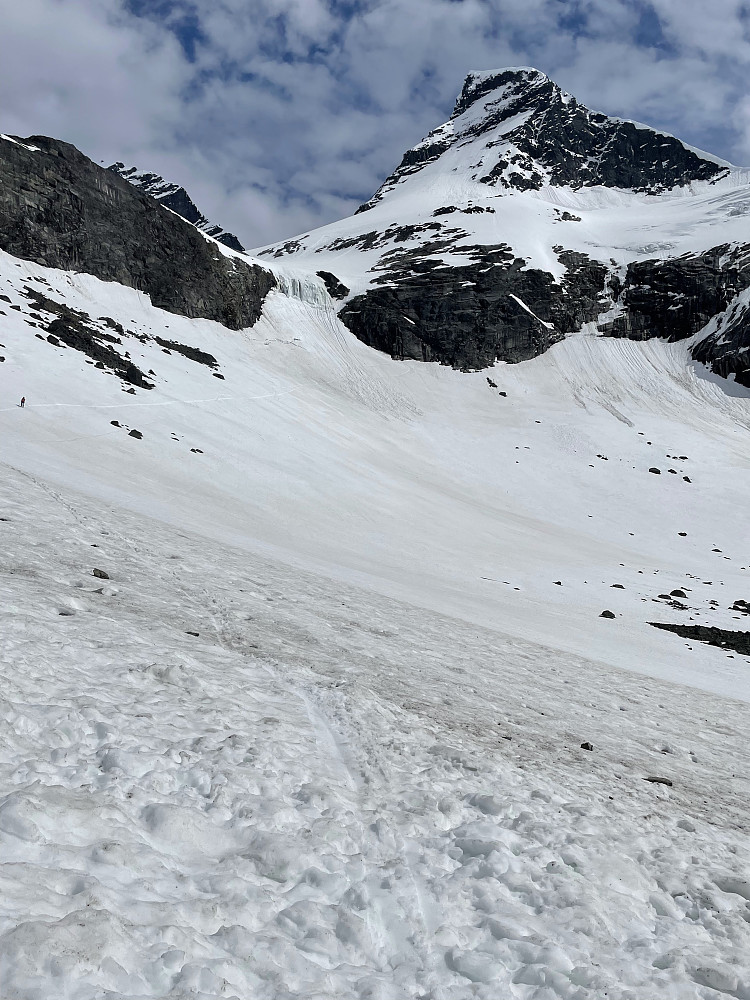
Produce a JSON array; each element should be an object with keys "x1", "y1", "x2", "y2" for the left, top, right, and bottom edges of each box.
[
  {"x1": 1, "y1": 249, "x2": 749, "y2": 693},
  {"x1": 1, "y1": 248, "x2": 750, "y2": 998}
]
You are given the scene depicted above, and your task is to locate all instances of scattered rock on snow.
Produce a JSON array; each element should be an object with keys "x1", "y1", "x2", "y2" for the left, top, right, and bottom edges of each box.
[{"x1": 580, "y1": 741, "x2": 594, "y2": 751}]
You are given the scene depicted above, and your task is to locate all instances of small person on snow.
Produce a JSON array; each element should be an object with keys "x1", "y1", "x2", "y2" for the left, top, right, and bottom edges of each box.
[{"x1": 20, "y1": 396, "x2": 25, "y2": 408}]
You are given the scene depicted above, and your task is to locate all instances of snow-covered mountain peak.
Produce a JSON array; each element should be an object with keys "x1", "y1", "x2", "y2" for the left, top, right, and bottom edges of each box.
[
  {"x1": 358, "y1": 67, "x2": 731, "y2": 211},
  {"x1": 255, "y1": 68, "x2": 750, "y2": 382},
  {"x1": 452, "y1": 66, "x2": 555, "y2": 118}
]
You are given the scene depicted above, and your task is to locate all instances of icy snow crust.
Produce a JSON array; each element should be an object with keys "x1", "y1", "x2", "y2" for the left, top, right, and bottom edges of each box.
[{"x1": 1, "y1": 250, "x2": 750, "y2": 997}]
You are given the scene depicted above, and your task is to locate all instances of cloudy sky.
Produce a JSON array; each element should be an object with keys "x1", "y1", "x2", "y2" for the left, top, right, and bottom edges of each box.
[{"x1": 2, "y1": 0, "x2": 750, "y2": 248}]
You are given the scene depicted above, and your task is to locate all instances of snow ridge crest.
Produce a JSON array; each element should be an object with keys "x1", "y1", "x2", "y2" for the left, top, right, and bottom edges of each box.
[{"x1": 452, "y1": 66, "x2": 552, "y2": 117}]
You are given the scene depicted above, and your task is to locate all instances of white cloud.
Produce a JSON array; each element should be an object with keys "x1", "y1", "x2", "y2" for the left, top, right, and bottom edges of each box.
[
  {"x1": 1, "y1": 0, "x2": 749, "y2": 248},
  {"x1": 0, "y1": 0, "x2": 190, "y2": 158}
]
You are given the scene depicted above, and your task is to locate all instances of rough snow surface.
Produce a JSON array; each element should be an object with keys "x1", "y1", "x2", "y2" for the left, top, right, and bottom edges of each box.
[
  {"x1": 2, "y1": 465, "x2": 750, "y2": 1000},
  {"x1": 1, "y1": 251, "x2": 750, "y2": 997}
]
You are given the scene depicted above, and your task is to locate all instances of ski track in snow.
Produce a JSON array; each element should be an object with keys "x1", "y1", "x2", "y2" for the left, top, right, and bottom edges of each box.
[{"x1": 0, "y1": 253, "x2": 750, "y2": 997}]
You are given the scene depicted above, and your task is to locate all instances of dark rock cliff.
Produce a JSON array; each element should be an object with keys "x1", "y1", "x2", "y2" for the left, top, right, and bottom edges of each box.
[
  {"x1": 339, "y1": 251, "x2": 608, "y2": 369},
  {"x1": 603, "y1": 245, "x2": 750, "y2": 387},
  {"x1": 605, "y1": 246, "x2": 750, "y2": 342},
  {"x1": 454, "y1": 70, "x2": 726, "y2": 193},
  {"x1": 0, "y1": 136, "x2": 274, "y2": 330},
  {"x1": 337, "y1": 241, "x2": 750, "y2": 378},
  {"x1": 693, "y1": 317, "x2": 750, "y2": 387}
]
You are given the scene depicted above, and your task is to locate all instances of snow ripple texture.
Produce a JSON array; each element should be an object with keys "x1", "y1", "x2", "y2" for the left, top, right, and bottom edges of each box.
[{"x1": 1, "y1": 467, "x2": 749, "y2": 1000}]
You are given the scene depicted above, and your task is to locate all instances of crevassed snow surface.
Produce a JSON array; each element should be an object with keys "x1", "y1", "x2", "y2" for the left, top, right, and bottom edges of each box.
[{"x1": 1, "y1": 251, "x2": 750, "y2": 998}]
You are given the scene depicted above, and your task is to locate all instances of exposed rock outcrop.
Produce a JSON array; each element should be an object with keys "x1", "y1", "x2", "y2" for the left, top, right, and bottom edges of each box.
[
  {"x1": 604, "y1": 245, "x2": 750, "y2": 343},
  {"x1": 340, "y1": 249, "x2": 607, "y2": 368},
  {"x1": 0, "y1": 135, "x2": 274, "y2": 330},
  {"x1": 602, "y1": 245, "x2": 750, "y2": 387},
  {"x1": 651, "y1": 622, "x2": 750, "y2": 656},
  {"x1": 316, "y1": 270, "x2": 349, "y2": 300}
]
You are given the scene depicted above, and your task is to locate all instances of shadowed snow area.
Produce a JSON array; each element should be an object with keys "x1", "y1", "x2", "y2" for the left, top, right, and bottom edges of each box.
[{"x1": 1, "y1": 250, "x2": 750, "y2": 997}]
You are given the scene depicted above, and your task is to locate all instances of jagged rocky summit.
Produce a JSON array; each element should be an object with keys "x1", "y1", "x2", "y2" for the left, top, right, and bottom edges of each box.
[
  {"x1": 360, "y1": 67, "x2": 727, "y2": 210},
  {"x1": 109, "y1": 163, "x2": 246, "y2": 253},
  {"x1": 0, "y1": 134, "x2": 273, "y2": 331},
  {"x1": 256, "y1": 67, "x2": 750, "y2": 385}
]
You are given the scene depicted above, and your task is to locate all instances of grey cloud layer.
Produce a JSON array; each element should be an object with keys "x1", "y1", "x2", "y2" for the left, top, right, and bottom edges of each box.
[{"x1": 2, "y1": 0, "x2": 749, "y2": 247}]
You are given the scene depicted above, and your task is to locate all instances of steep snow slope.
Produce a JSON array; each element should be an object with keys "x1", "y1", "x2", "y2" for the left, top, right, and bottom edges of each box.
[
  {"x1": 1, "y1": 248, "x2": 749, "y2": 693},
  {"x1": 1, "y1": 250, "x2": 750, "y2": 998}
]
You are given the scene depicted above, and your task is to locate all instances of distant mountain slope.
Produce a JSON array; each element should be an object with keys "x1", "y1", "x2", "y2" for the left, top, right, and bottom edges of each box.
[
  {"x1": 109, "y1": 162, "x2": 246, "y2": 253},
  {"x1": 256, "y1": 68, "x2": 750, "y2": 385},
  {"x1": 0, "y1": 134, "x2": 273, "y2": 330}
]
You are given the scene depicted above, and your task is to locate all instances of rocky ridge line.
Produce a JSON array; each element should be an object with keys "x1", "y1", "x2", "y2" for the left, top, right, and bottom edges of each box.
[{"x1": 108, "y1": 163, "x2": 246, "y2": 253}]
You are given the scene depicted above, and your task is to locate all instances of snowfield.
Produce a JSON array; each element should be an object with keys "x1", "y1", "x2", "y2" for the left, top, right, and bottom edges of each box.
[{"x1": 1, "y1": 250, "x2": 750, "y2": 998}]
